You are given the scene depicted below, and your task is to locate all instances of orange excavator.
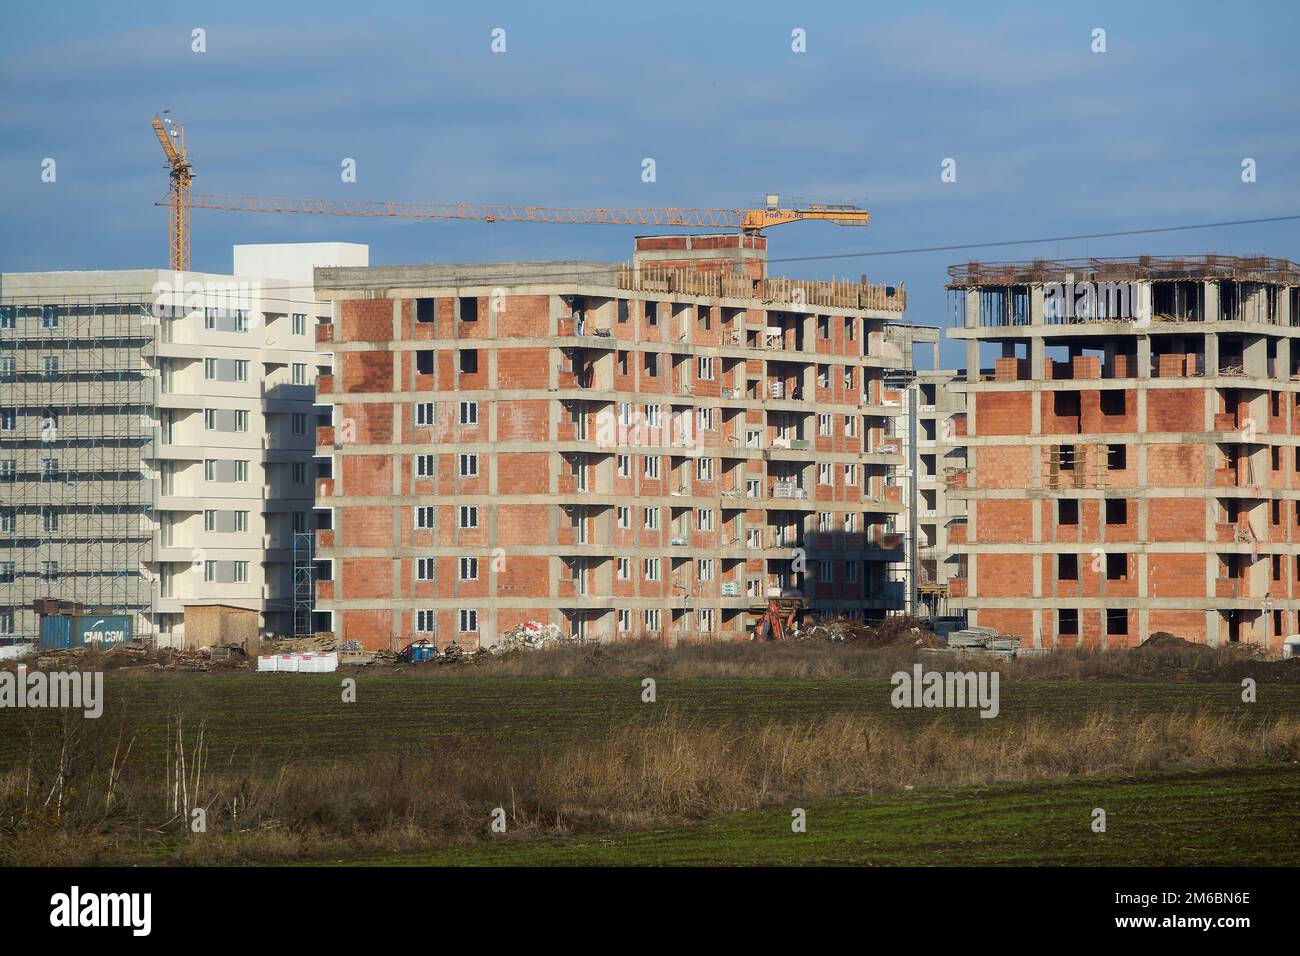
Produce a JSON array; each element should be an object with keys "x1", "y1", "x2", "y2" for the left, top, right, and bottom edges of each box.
[{"x1": 752, "y1": 596, "x2": 806, "y2": 641}]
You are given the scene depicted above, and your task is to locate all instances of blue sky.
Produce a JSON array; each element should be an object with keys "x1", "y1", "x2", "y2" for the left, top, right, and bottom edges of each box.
[{"x1": 2, "y1": 0, "x2": 1297, "y2": 366}]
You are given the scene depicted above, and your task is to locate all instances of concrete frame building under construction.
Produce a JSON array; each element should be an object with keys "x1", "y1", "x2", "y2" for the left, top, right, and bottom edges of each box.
[
  {"x1": 311, "y1": 235, "x2": 915, "y2": 650},
  {"x1": 945, "y1": 255, "x2": 1300, "y2": 651}
]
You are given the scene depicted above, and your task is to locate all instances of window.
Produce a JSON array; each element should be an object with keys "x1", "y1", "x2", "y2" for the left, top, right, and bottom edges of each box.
[
  {"x1": 0, "y1": 509, "x2": 13, "y2": 531},
  {"x1": 292, "y1": 512, "x2": 307, "y2": 534},
  {"x1": 618, "y1": 351, "x2": 628, "y2": 375},
  {"x1": 617, "y1": 300, "x2": 628, "y2": 323},
  {"x1": 1058, "y1": 553, "x2": 1078, "y2": 580},
  {"x1": 697, "y1": 356, "x2": 714, "y2": 379},
  {"x1": 1106, "y1": 608, "x2": 1128, "y2": 636},
  {"x1": 416, "y1": 350, "x2": 434, "y2": 374},
  {"x1": 0, "y1": 562, "x2": 13, "y2": 583},
  {"x1": 0, "y1": 409, "x2": 14, "y2": 431},
  {"x1": 44, "y1": 356, "x2": 59, "y2": 377},
  {"x1": 746, "y1": 478, "x2": 761, "y2": 499},
  {"x1": 0, "y1": 460, "x2": 15, "y2": 483},
  {"x1": 1100, "y1": 390, "x2": 1125, "y2": 416},
  {"x1": 643, "y1": 608, "x2": 661, "y2": 630},
  {"x1": 292, "y1": 363, "x2": 307, "y2": 385},
  {"x1": 617, "y1": 557, "x2": 630, "y2": 580},
  {"x1": 697, "y1": 559, "x2": 714, "y2": 581},
  {"x1": 644, "y1": 558, "x2": 660, "y2": 581},
  {"x1": 617, "y1": 506, "x2": 630, "y2": 529},
  {"x1": 459, "y1": 401, "x2": 478, "y2": 426},
  {"x1": 618, "y1": 609, "x2": 631, "y2": 631},
  {"x1": 0, "y1": 306, "x2": 13, "y2": 329},
  {"x1": 1107, "y1": 444, "x2": 1127, "y2": 471},
  {"x1": 845, "y1": 513, "x2": 857, "y2": 533},
  {"x1": 1106, "y1": 553, "x2": 1127, "y2": 581},
  {"x1": 747, "y1": 528, "x2": 761, "y2": 547},
  {"x1": 644, "y1": 404, "x2": 660, "y2": 427},
  {"x1": 645, "y1": 302, "x2": 658, "y2": 326},
  {"x1": 457, "y1": 608, "x2": 480, "y2": 633},
  {"x1": 844, "y1": 464, "x2": 857, "y2": 485},
  {"x1": 459, "y1": 297, "x2": 479, "y2": 322},
  {"x1": 292, "y1": 462, "x2": 307, "y2": 484},
  {"x1": 459, "y1": 349, "x2": 478, "y2": 373},
  {"x1": 1059, "y1": 608, "x2": 1079, "y2": 636},
  {"x1": 697, "y1": 406, "x2": 715, "y2": 431},
  {"x1": 40, "y1": 458, "x2": 58, "y2": 480},
  {"x1": 416, "y1": 610, "x2": 436, "y2": 633},
  {"x1": 818, "y1": 414, "x2": 831, "y2": 436},
  {"x1": 43, "y1": 509, "x2": 59, "y2": 533},
  {"x1": 817, "y1": 365, "x2": 829, "y2": 387},
  {"x1": 846, "y1": 562, "x2": 860, "y2": 584},
  {"x1": 697, "y1": 609, "x2": 714, "y2": 632},
  {"x1": 415, "y1": 507, "x2": 435, "y2": 529},
  {"x1": 845, "y1": 415, "x2": 857, "y2": 438},
  {"x1": 1105, "y1": 499, "x2": 1128, "y2": 525},
  {"x1": 292, "y1": 413, "x2": 307, "y2": 435},
  {"x1": 819, "y1": 463, "x2": 832, "y2": 485},
  {"x1": 817, "y1": 315, "x2": 829, "y2": 339},
  {"x1": 1058, "y1": 499, "x2": 1079, "y2": 525},
  {"x1": 645, "y1": 507, "x2": 660, "y2": 530},
  {"x1": 459, "y1": 505, "x2": 478, "y2": 529},
  {"x1": 819, "y1": 561, "x2": 832, "y2": 582},
  {"x1": 416, "y1": 298, "x2": 436, "y2": 323},
  {"x1": 42, "y1": 305, "x2": 59, "y2": 329},
  {"x1": 292, "y1": 313, "x2": 307, "y2": 335},
  {"x1": 644, "y1": 456, "x2": 660, "y2": 479},
  {"x1": 697, "y1": 508, "x2": 714, "y2": 531},
  {"x1": 819, "y1": 512, "x2": 832, "y2": 533},
  {"x1": 415, "y1": 454, "x2": 435, "y2": 478},
  {"x1": 617, "y1": 455, "x2": 631, "y2": 478},
  {"x1": 459, "y1": 454, "x2": 478, "y2": 477},
  {"x1": 416, "y1": 559, "x2": 436, "y2": 581},
  {"x1": 459, "y1": 557, "x2": 478, "y2": 581},
  {"x1": 415, "y1": 402, "x2": 435, "y2": 426},
  {"x1": 644, "y1": 353, "x2": 658, "y2": 377},
  {"x1": 696, "y1": 457, "x2": 713, "y2": 480},
  {"x1": 41, "y1": 560, "x2": 59, "y2": 581}
]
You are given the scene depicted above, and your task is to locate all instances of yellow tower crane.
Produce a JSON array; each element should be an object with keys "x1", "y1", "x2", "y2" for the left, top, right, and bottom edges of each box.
[
  {"x1": 153, "y1": 117, "x2": 871, "y2": 264},
  {"x1": 151, "y1": 111, "x2": 194, "y2": 271}
]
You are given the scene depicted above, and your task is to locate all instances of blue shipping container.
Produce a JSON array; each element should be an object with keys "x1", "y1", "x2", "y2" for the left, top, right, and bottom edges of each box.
[{"x1": 39, "y1": 614, "x2": 132, "y2": 649}]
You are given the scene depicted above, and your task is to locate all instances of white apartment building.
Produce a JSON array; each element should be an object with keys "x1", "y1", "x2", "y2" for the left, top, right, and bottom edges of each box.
[{"x1": 0, "y1": 242, "x2": 366, "y2": 647}]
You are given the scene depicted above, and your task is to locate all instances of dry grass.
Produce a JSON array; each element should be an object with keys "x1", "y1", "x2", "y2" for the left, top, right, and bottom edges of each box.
[
  {"x1": 374, "y1": 638, "x2": 1298, "y2": 684},
  {"x1": 3, "y1": 707, "x2": 1298, "y2": 865}
]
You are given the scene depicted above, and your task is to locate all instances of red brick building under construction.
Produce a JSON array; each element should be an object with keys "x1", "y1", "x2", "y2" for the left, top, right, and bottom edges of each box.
[
  {"x1": 310, "y1": 235, "x2": 915, "y2": 651},
  {"x1": 946, "y1": 254, "x2": 1300, "y2": 651}
]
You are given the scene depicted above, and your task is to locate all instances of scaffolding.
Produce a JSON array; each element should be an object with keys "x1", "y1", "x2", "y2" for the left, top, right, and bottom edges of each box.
[
  {"x1": 292, "y1": 530, "x2": 315, "y2": 635},
  {"x1": 0, "y1": 292, "x2": 157, "y2": 643}
]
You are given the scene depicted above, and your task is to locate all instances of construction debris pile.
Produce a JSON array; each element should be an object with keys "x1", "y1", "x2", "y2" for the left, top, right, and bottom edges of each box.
[
  {"x1": 17, "y1": 640, "x2": 250, "y2": 673},
  {"x1": 787, "y1": 615, "x2": 943, "y2": 647},
  {"x1": 492, "y1": 621, "x2": 573, "y2": 654}
]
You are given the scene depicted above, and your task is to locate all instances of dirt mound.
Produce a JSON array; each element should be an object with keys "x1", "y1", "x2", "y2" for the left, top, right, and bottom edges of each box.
[{"x1": 1137, "y1": 631, "x2": 1202, "y2": 651}]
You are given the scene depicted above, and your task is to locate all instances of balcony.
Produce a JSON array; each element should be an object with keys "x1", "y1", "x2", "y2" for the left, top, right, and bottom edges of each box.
[
  {"x1": 1214, "y1": 467, "x2": 1242, "y2": 488},
  {"x1": 771, "y1": 481, "x2": 808, "y2": 501},
  {"x1": 949, "y1": 578, "x2": 968, "y2": 598},
  {"x1": 317, "y1": 425, "x2": 336, "y2": 448},
  {"x1": 317, "y1": 373, "x2": 334, "y2": 394},
  {"x1": 1214, "y1": 412, "x2": 1240, "y2": 432},
  {"x1": 315, "y1": 324, "x2": 334, "y2": 344}
]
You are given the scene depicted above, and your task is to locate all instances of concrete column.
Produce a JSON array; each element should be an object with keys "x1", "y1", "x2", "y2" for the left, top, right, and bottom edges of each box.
[
  {"x1": 1030, "y1": 337, "x2": 1045, "y2": 380},
  {"x1": 965, "y1": 289, "x2": 979, "y2": 328},
  {"x1": 1137, "y1": 335, "x2": 1151, "y2": 378},
  {"x1": 1031, "y1": 286, "x2": 1046, "y2": 325}
]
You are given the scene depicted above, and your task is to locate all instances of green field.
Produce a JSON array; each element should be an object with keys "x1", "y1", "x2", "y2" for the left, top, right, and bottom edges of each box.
[
  {"x1": 0, "y1": 674, "x2": 1286, "y2": 770},
  {"x1": 362, "y1": 765, "x2": 1300, "y2": 866},
  {"x1": 2, "y1": 672, "x2": 1295, "y2": 866}
]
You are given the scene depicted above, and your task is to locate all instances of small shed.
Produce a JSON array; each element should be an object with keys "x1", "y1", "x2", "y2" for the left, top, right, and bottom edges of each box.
[{"x1": 184, "y1": 604, "x2": 259, "y2": 651}]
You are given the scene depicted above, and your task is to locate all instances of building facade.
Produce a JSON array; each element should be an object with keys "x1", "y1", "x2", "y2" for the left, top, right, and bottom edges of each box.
[
  {"x1": 312, "y1": 235, "x2": 915, "y2": 650},
  {"x1": 946, "y1": 255, "x2": 1300, "y2": 650},
  {"x1": 0, "y1": 242, "x2": 365, "y2": 647}
]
